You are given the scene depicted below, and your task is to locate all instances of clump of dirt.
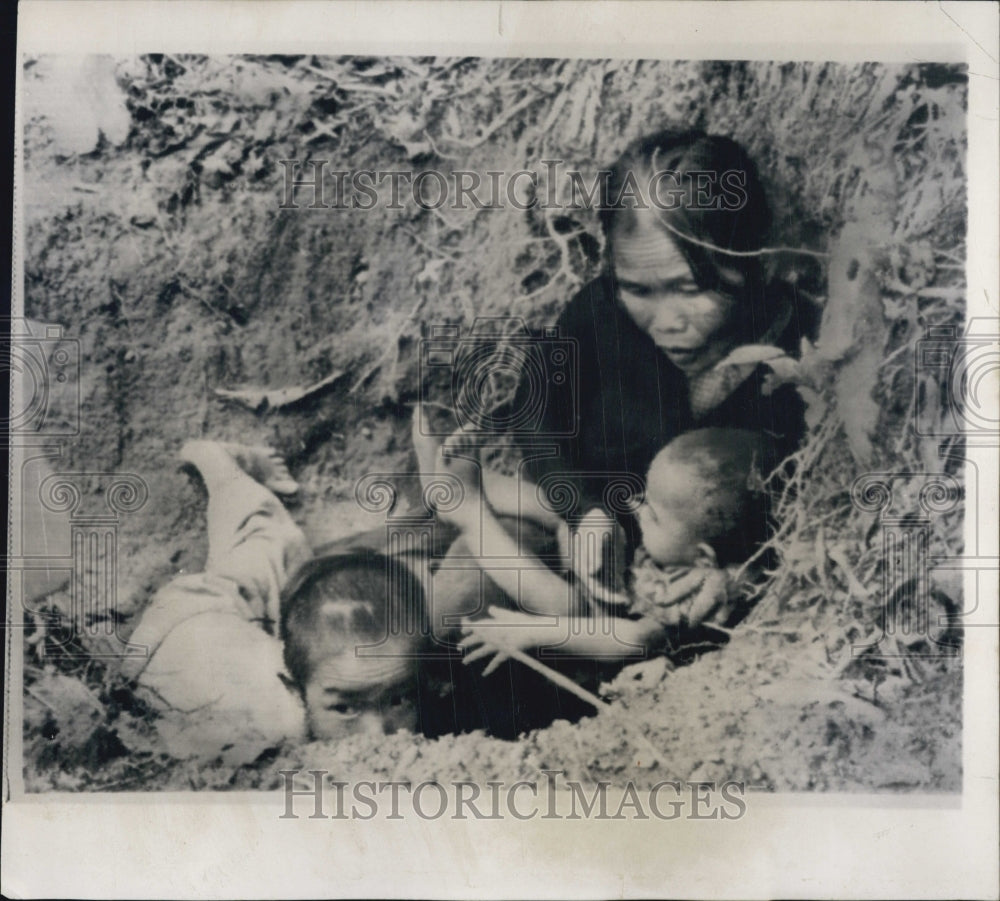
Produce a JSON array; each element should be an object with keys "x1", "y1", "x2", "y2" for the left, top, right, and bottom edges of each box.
[{"x1": 18, "y1": 56, "x2": 966, "y2": 792}]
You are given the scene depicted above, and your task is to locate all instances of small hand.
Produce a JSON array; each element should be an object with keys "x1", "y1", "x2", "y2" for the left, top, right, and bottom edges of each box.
[
  {"x1": 632, "y1": 564, "x2": 721, "y2": 628},
  {"x1": 660, "y1": 566, "x2": 731, "y2": 627},
  {"x1": 685, "y1": 567, "x2": 731, "y2": 626},
  {"x1": 459, "y1": 607, "x2": 552, "y2": 676},
  {"x1": 458, "y1": 631, "x2": 510, "y2": 677}
]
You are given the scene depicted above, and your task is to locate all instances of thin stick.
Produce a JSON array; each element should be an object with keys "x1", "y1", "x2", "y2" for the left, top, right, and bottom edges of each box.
[
  {"x1": 656, "y1": 215, "x2": 829, "y2": 261},
  {"x1": 504, "y1": 647, "x2": 665, "y2": 769},
  {"x1": 349, "y1": 293, "x2": 428, "y2": 394},
  {"x1": 24, "y1": 685, "x2": 56, "y2": 712}
]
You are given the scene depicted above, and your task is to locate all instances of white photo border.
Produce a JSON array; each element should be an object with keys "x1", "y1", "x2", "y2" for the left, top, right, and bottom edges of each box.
[{"x1": 4, "y1": 2, "x2": 998, "y2": 899}]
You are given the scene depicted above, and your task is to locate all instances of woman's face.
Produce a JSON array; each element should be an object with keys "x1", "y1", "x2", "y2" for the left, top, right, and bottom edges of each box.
[{"x1": 611, "y1": 214, "x2": 741, "y2": 376}]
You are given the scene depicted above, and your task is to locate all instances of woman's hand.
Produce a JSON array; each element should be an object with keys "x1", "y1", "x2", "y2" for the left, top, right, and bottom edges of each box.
[
  {"x1": 684, "y1": 566, "x2": 733, "y2": 626},
  {"x1": 459, "y1": 607, "x2": 558, "y2": 676}
]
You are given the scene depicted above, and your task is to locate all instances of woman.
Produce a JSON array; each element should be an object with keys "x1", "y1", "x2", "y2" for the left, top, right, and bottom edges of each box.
[{"x1": 514, "y1": 128, "x2": 819, "y2": 562}]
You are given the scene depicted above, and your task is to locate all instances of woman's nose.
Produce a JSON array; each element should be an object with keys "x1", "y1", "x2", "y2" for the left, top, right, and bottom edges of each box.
[{"x1": 651, "y1": 304, "x2": 687, "y2": 334}]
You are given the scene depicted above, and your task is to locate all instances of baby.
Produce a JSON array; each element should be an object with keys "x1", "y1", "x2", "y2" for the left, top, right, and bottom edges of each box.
[
  {"x1": 427, "y1": 426, "x2": 766, "y2": 669},
  {"x1": 622, "y1": 427, "x2": 764, "y2": 632}
]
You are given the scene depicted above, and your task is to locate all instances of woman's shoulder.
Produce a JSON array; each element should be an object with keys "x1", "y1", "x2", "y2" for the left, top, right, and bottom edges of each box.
[{"x1": 555, "y1": 273, "x2": 620, "y2": 331}]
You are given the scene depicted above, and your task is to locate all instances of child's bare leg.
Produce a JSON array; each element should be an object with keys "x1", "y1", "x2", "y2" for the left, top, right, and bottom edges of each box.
[
  {"x1": 481, "y1": 467, "x2": 563, "y2": 532},
  {"x1": 411, "y1": 410, "x2": 443, "y2": 498},
  {"x1": 412, "y1": 405, "x2": 565, "y2": 546}
]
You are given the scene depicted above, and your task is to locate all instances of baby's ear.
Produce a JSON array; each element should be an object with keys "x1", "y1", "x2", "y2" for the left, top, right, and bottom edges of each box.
[{"x1": 695, "y1": 542, "x2": 719, "y2": 567}]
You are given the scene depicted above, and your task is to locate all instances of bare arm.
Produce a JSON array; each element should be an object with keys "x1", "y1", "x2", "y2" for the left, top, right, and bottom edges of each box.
[
  {"x1": 481, "y1": 467, "x2": 563, "y2": 531},
  {"x1": 532, "y1": 612, "x2": 661, "y2": 658},
  {"x1": 460, "y1": 605, "x2": 664, "y2": 670},
  {"x1": 450, "y1": 480, "x2": 576, "y2": 619}
]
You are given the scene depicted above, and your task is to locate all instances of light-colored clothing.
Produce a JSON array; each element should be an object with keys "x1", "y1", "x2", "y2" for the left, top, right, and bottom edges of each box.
[
  {"x1": 626, "y1": 548, "x2": 734, "y2": 629},
  {"x1": 122, "y1": 473, "x2": 312, "y2": 763}
]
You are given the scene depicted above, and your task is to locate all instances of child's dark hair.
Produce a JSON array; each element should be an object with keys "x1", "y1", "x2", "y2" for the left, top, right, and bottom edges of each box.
[
  {"x1": 600, "y1": 129, "x2": 773, "y2": 330},
  {"x1": 649, "y1": 428, "x2": 770, "y2": 565},
  {"x1": 280, "y1": 549, "x2": 429, "y2": 689}
]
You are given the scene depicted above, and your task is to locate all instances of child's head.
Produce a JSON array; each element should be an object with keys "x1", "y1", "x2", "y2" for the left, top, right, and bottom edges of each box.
[
  {"x1": 281, "y1": 550, "x2": 429, "y2": 741},
  {"x1": 599, "y1": 130, "x2": 773, "y2": 374},
  {"x1": 637, "y1": 428, "x2": 764, "y2": 566}
]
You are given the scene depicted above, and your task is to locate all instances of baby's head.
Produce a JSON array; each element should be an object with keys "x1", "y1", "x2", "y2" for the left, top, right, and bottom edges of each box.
[
  {"x1": 636, "y1": 428, "x2": 764, "y2": 567},
  {"x1": 281, "y1": 550, "x2": 428, "y2": 741}
]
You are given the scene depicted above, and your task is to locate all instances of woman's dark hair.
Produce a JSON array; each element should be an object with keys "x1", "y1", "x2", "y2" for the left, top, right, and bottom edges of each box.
[
  {"x1": 599, "y1": 129, "x2": 774, "y2": 331},
  {"x1": 280, "y1": 549, "x2": 429, "y2": 687}
]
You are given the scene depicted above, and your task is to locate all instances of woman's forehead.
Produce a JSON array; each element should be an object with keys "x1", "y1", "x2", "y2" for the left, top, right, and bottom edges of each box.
[{"x1": 611, "y1": 212, "x2": 692, "y2": 284}]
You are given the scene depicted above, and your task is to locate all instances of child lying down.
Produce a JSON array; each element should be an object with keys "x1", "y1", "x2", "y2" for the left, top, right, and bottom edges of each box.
[
  {"x1": 123, "y1": 425, "x2": 764, "y2": 756},
  {"x1": 419, "y1": 422, "x2": 767, "y2": 674},
  {"x1": 122, "y1": 440, "x2": 434, "y2": 756}
]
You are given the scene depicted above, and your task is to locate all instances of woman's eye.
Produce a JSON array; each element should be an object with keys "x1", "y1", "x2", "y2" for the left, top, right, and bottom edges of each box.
[
  {"x1": 327, "y1": 703, "x2": 353, "y2": 714},
  {"x1": 389, "y1": 695, "x2": 403, "y2": 707}
]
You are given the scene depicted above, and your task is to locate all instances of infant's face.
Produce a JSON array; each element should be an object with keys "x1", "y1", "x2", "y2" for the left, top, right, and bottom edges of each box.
[{"x1": 636, "y1": 493, "x2": 701, "y2": 566}]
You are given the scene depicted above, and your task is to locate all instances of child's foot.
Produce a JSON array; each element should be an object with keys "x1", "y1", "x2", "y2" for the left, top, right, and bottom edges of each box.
[
  {"x1": 179, "y1": 440, "x2": 299, "y2": 496},
  {"x1": 411, "y1": 405, "x2": 443, "y2": 496},
  {"x1": 437, "y1": 430, "x2": 481, "y2": 492},
  {"x1": 411, "y1": 406, "x2": 483, "y2": 522}
]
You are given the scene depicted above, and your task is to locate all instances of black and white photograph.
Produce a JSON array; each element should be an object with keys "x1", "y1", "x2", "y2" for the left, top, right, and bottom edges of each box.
[{"x1": 4, "y1": 2, "x2": 998, "y2": 898}]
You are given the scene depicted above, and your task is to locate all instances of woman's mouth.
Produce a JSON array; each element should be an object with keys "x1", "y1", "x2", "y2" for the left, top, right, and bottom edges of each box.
[
  {"x1": 661, "y1": 346, "x2": 714, "y2": 374},
  {"x1": 663, "y1": 347, "x2": 699, "y2": 361}
]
